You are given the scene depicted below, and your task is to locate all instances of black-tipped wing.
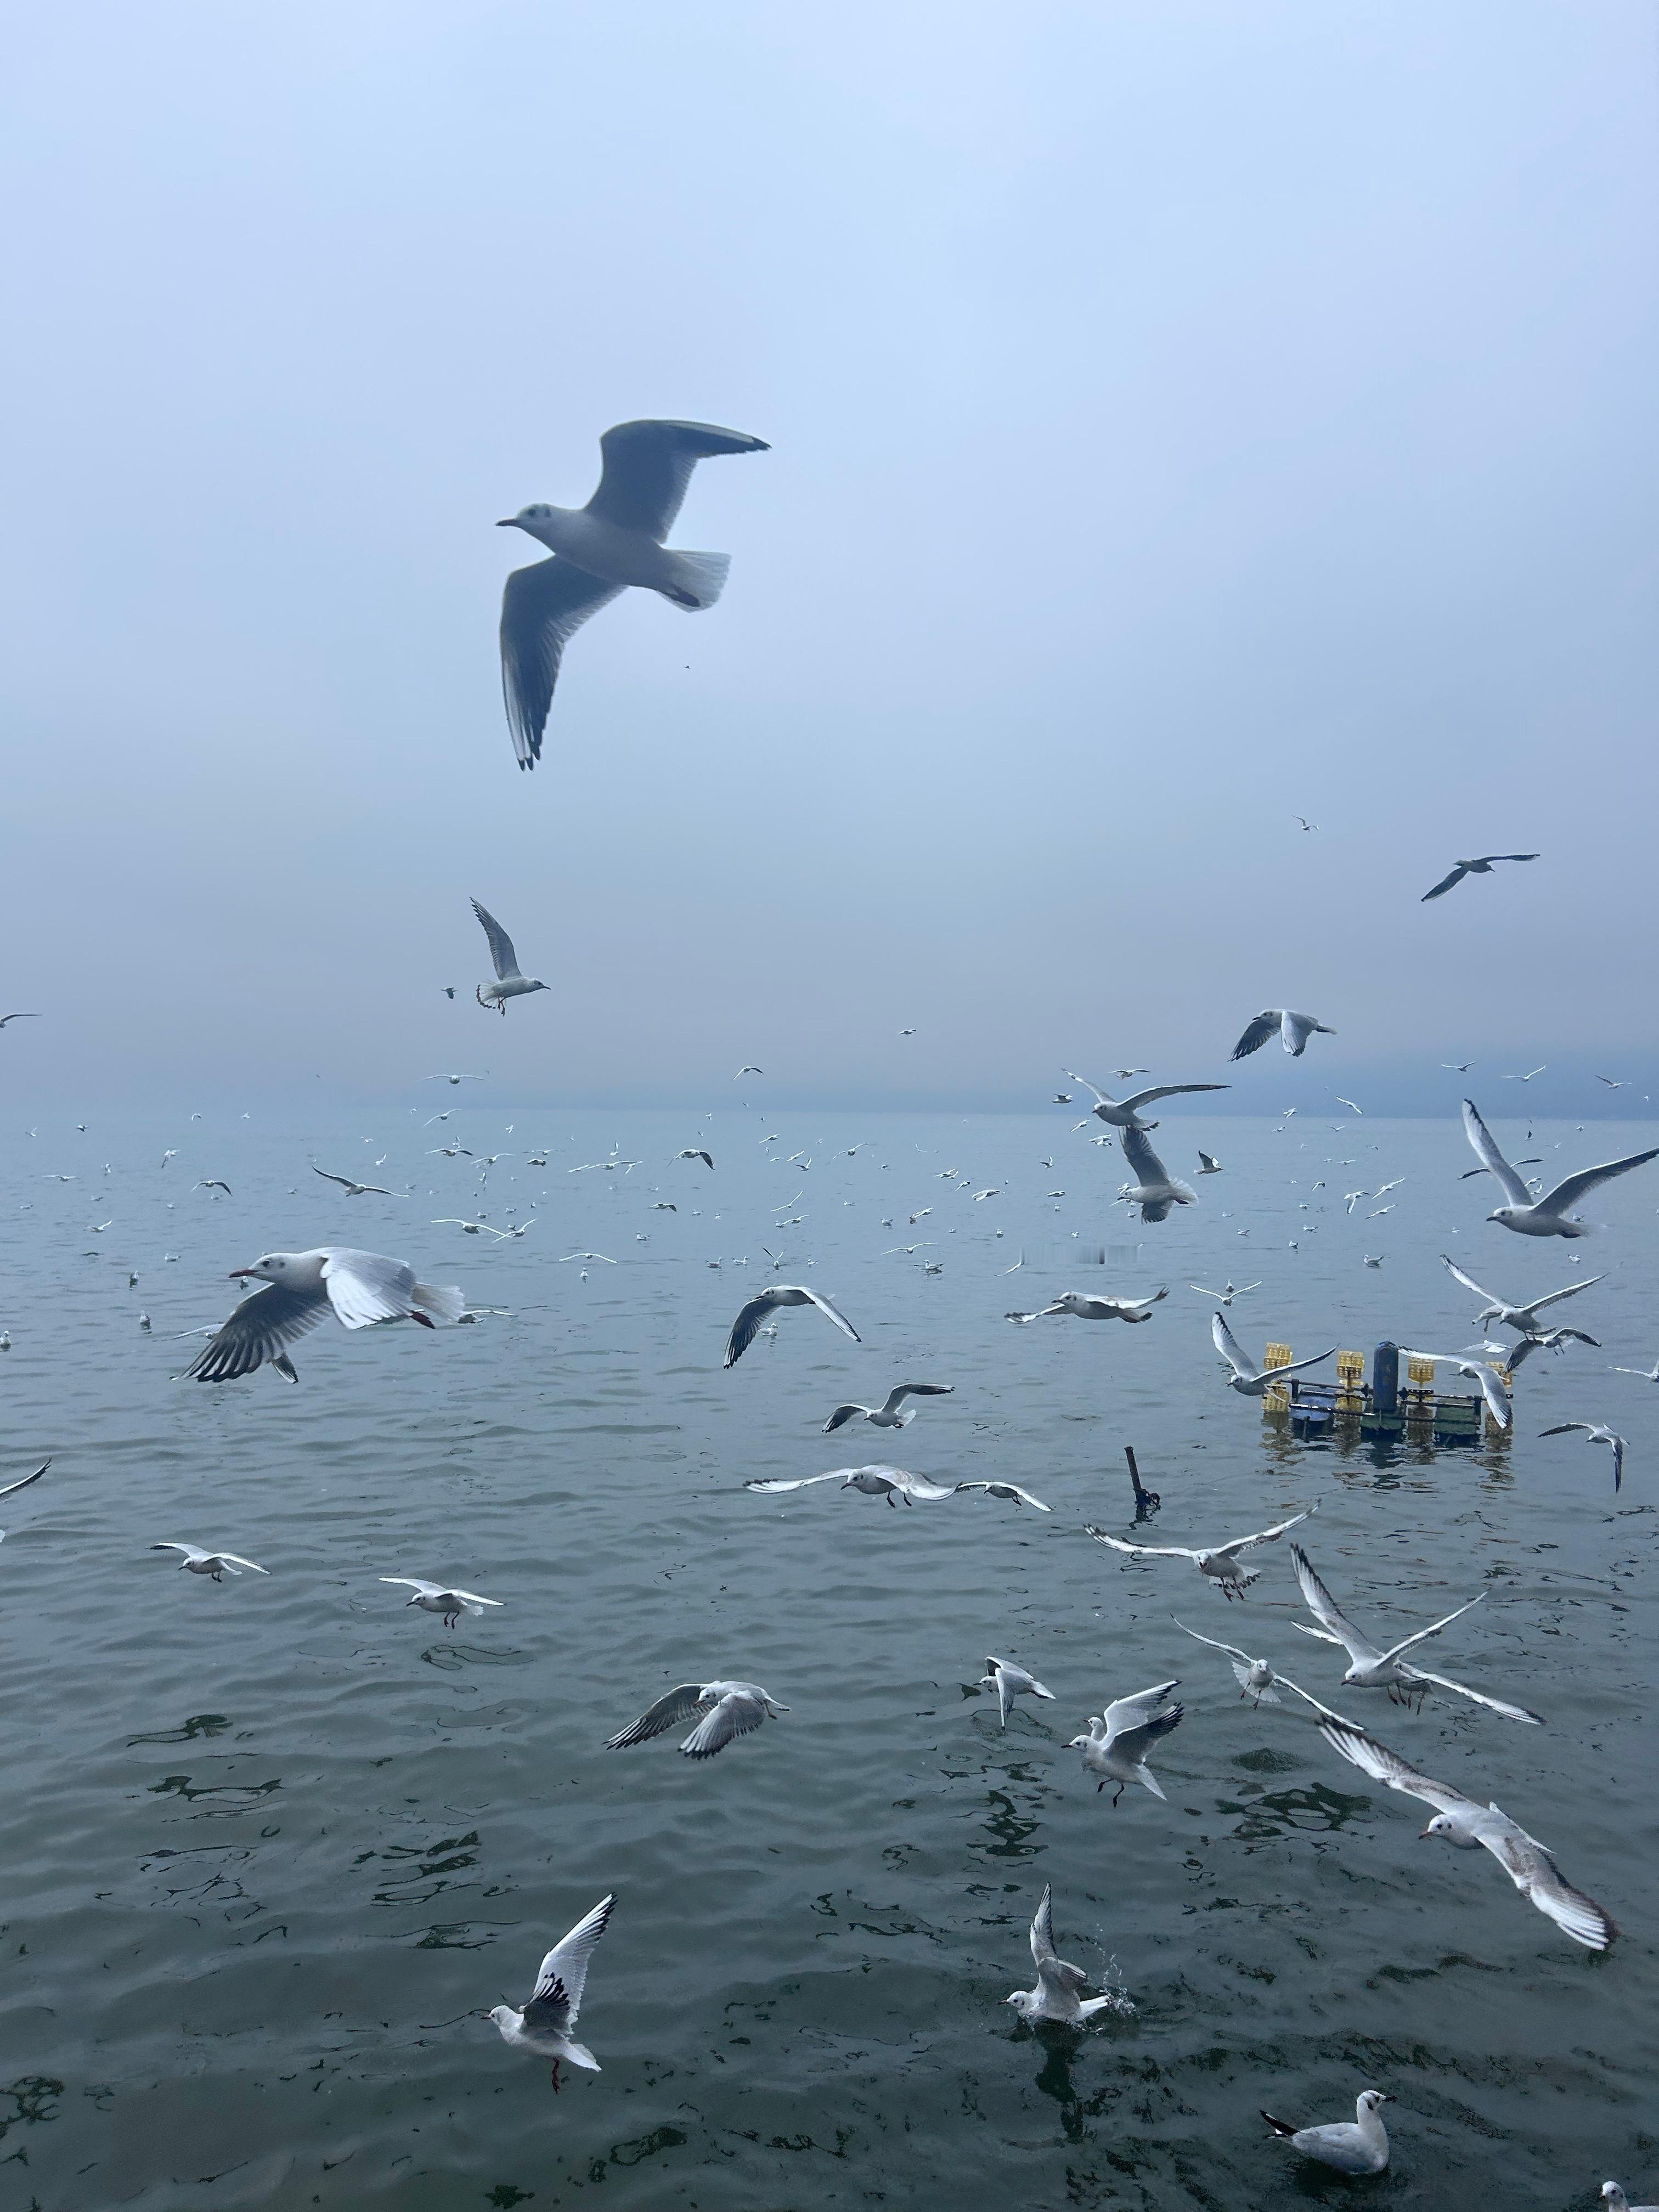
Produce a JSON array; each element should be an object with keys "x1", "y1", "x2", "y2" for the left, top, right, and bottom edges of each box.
[
  {"x1": 681, "y1": 1690, "x2": 768, "y2": 1758},
  {"x1": 605, "y1": 1684, "x2": 707, "y2": 1749},
  {"x1": 1488, "y1": 1824, "x2": 1616, "y2": 1950},
  {"x1": 471, "y1": 898, "x2": 522, "y2": 980},
  {"x1": 1532, "y1": 1146, "x2": 1659, "y2": 1218},
  {"x1": 586, "y1": 419, "x2": 769, "y2": 538},
  {"x1": 1460, "y1": 1099, "x2": 1531, "y2": 1207},
  {"x1": 1230, "y1": 1012, "x2": 1279, "y2": 1061},
  {"x1": 724, "y1": 1293, "x2": 775, "y2": 1367},
  {"x1": 500, "y1": 557, "x2": 624, "y2": 769},
  {"x1": 528, "y1": 1893, "x2": 614, "y2": 2027},
  {"x1": 186, "y1": 1282, "x2": 329, "y2": 1381}
]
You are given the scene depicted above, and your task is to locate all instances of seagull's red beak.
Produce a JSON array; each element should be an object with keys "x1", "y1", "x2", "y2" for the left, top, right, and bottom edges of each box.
[{"x1": 229, "y1": 1265, "x2": 258, "y2": 1277}]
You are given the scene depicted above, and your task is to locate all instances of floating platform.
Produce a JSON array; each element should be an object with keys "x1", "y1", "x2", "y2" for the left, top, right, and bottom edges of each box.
[{"x1": 1261, "y1": 1340, "x2": 1505, "y2": 1446}]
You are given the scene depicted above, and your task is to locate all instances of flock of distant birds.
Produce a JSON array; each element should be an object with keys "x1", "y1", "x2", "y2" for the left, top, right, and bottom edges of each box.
[{"x1": 3, "y1": 425, "x2": 1653, "y2": 2185}]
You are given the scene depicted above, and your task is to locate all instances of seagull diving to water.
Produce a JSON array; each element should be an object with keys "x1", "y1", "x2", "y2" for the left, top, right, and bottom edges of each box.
[
  {"x1": 1229, "y1": 1009, "x2": 1336, "y2": 1060},
  {"x1": 1316, "y1": 1714, "x2": 1615, "y2": 1949},
  {"x1": 1117, "y1": 1126, "x2": 1196, "y2": 1223},
  {"x1": 1036, "y1": 1288, "x2": 1169, "y2": 1323},
  {"x1": 488, "y1": 1895, "x2": 615, "y2": 2090},
  {"x1": 1067, "y1": 1683, "x2": 1184, "y2": 1804},
  {"x1": 471, "y1": 899, "x2": 547, "y2": 1013},
  {"x1": 1005, "y1": 1884, "x2": 1130, "y2": 2025},
  {"x1": 1460, "y1": 1099, "x2": 1658, "y2": 1237},
  {"x1": 1211, "y1": 1312, "x2": 1335, "y2": 1396},
  {"x1": 497, "y1": 419, "x2": 769, "y2": 769},
  {"x1": 1290, "y1": 1544, "x2": 1541, "y2": 1721},
  {"x1": 185, "y1": 1249, "x2": 465, "y2": 1383},
  {"x1": 1065, "y1": 1070, "x2": 1228, "y2": 1132},
  {"x1": 1420, "y1": 853, "x2": 1538, "y2": 901},
  {"x1": 1086, "y1": 1506, "x2": 1315, "y2": 1598},
  {"x1": 1536, "y1": 1421, "x2": 1628, "y2": 1493},
  {"x1": 724, "y1": 1283, "x2": 859, "y2": 1366},
  {"x1": 822, "y1": 1382, "x2": 953, "y2": 1432},
  {"x1": 605, "y1": 1678, "x2": 788, "y2": 1758}
]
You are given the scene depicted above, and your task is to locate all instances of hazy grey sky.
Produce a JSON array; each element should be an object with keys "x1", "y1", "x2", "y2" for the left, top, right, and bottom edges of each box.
[{"x1": 3, "y1": 3, "x2": 1655, "y2": 1116}]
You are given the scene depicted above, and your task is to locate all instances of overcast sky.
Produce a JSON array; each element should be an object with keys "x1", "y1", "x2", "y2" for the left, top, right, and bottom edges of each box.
[{"x1": 3, "y1": 2, "x2": 1655, "y2": 1119}]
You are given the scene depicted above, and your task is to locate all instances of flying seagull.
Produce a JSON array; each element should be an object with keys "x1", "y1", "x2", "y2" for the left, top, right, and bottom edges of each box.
[
  {"x1": 498, "y1": 419, "x2": 769, "y2": 769},
  {"x1": 471, "y1": 899, "x2": 547, "y2": 1013},
  {"x1": 1211, "y1": 1312, "x2": 1335, "y2": 1396},
  {"x1": 1420, "y1": 854, "x2": 1538, "y2": 901},
  {"x1": 1262, "y1": 2092, "x2": 1391, "y2": 2176},
  {"x1": 1537, "y1": 1421, "x2": 1628, "y2": 1493},
  {"x1": 724, "y1": 1283, "x2": 859, "y2": 1366},
  {"x1": 1401, "y1": 1348, "x2": 1512, "y2": 1430},
  {"x1": 1195, "y1": 1150, "x2": 1223, "y2": 1175},
  {"x1": 1117, "y1": 1126, "x2": 1197, "y2": 1223},
  {"x1": 380, "y1": 1576, "x2": 503, "y2": 1628},
  {"x1": 1315, "y1": 1714, "x2": 1615, "y2": 1949},
  {"x1": 1188, "y1": 1280, "x2": 1260, "y2": 1306},
  {"x1": 0, "y1": 1013, "x2": 41, "y2": 1029},
  {"x1": 185, "y1": 1249, "x2": 464, "y2": 1383},
  {"x1": 605, "y1": 1678, "x2": 788, "y2": 1758},
  {"x1": 954, "y1": 1479, "x2": 1051, "y2": 1511},
  {"x1": 1066, "y1": 1682, "x2": 1184, "y2": 1804},
  {"x1": 312, "y1": 1165, "x2": 394, "y2": 1198},
  {"x1": 676, "y1": 1148, "x2": 715, "y2": 1169},
  {"x1": 1461, "y1": 1099, "x2": 1658, "y2": 1237},
  {"x1": 1610, "y1": 1353, "x2": 1659, "y2": 1381},
  {"x1": 822, "y1": 1382, "x2": 953, "y2": 1433},
  {"x1": 1229, "y1": 1009, "x2": 1336, "y2": 1060},
  {"x1": 488, "y1": 1894, "x2": 615, "y2": 2090},
  {"x1": 1440, "y1": 1255, "x2": 1603, "y2": 1335},
  {"x1": 1005, "y1": 1884, "x2": 1128, "y2": 2025},
  {"x1": 1065, "y1": 1070, "x2": 1228, "y2": 1132},
  {"x1": 978, "y1": 1656, "x2": 1056, "y2": 1729},
  {"x1": 1036, "y1": 1288, "x2": 1168, "y2": 1323},
  {"x1": 1173, "y1": 1619, "x2": 1283, "y2": 1703},
  {"x1": 743, "y1": 1463, "x2": 958, "y2": 1506},
  {"x1": 150, "y1": 1542, "x2": 270, "y2": 1582},
  {"x1": 1289, "y1": 1544, "x2": 1541, "y2": 1722},
  {"x1": 1085, "y1": 1506, "x2": 1315, "y2": 1598}
]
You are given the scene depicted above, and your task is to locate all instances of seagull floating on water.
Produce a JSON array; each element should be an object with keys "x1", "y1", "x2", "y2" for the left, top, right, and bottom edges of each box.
[
  {"x1": 1005, "y1": 1884, "x2": 1130, "y2": 2025},
  {"x1": 1461, "y1": 1100, "x2": 1658, "y2": 1237},
  {"x1": 488, "y1": 1894, "x2": 614, "y2": 2090},
  {"x1": 1262, "y1": 2091, "x2": 1391, "y2": 2175},
  {"x1": 606, "y1": 1678, "x2": 788, "y2": 1758},
  {"x1": 185, "y1": 1249, "x2": 465, "y2": 1383},
  {"x1": 498, "y1": 418, "x2": 768, "y2": 769}
]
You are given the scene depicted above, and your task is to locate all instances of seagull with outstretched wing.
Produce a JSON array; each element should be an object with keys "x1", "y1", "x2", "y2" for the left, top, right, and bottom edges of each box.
[
  {"x1": 822, "y1": 1382, "x2": 952, "y2": 1433},
  {"x1": 1461, "y1": 1099, "x2": 1658, "y2": 1236},
  {"x1": 1290, "y1": 1544, "x2": 1541, "y2": 1722},
  {"x1": 488, "y1": 1895, "x2": 616, "y2": 2090},
  {"x1": 1065, "y1": 1069, "x2": 1228, "y2": 1132},
  {"x1": 1211, "y1": 1311, "x2": 1335, "y2": 1396},
  {"x1": 743, "y1": 1464, "x2": 958, "y2": 1506},
  {"x1": 1537, "y1": 1420, "x2": 1628, "y2": 1493},
  {"x1": 1085, "y1": 1505, "x2": 1314, "y2": 1596},
  {"x1": 605, "y1": 1678, "x2": 788, "y2": 1758},
  {"x1": 1229, "y1": 1009, "x2": 1336, "y2": 1060},
  {"x1": 724, "y1": 1282, "x2": 860, "y2": 1367},
  {"x1": 1420, "y1": 854, "x2": 1538, "y2": 901}
]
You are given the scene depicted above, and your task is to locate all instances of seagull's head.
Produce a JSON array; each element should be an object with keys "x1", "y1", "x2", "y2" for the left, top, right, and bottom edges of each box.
[
  {"x1": 1005, "y1": 1989, "x2": 1037, "y2": 2016},
  {"x1": 1420, "y1": 1814, "x2": 1456, "y2": 1841},
  {"x1": 1356, "y1": 2092, "x2": 1393, "y2": 2116},
  {"x1": 486, "y1": 2003, "x2": 518, "y2": 2032},
  {"x1": 231, "y1": 1253, "x2": 290, "y2": 1282},
  {"x1": 497, "y1": 502, "x2": 563, "y2": 537}
]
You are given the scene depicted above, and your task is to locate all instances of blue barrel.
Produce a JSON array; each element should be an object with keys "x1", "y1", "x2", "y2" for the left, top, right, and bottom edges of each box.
[{"x1": 1372, "y1": 1340, "x2": 1400, "y2": 1417}]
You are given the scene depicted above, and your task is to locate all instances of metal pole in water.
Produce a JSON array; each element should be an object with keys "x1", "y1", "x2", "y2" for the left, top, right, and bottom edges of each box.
[{"x1": 1372, "y1": 1340, "x2": 1400, "y2": 1418}]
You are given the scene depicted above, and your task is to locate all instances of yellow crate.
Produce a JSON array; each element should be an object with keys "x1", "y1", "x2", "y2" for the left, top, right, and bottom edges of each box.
[
  {"x1": 1406, "y1": 1354, "x2": 1438, "y2": 1387},
  {"x1": 1335, "y1": 1348, "x2": 1364, "y2": 1410},
  {"x1": 1263, "y1": 1342, "x2": 1293, "y2": 1412}
]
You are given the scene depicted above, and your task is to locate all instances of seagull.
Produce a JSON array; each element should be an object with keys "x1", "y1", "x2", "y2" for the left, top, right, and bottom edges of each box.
[
  {"x1": 559, "y1": 1251, "x2": 615, "y2": 1263},
  {"x1": 0, "y1": 1460, "x2": 49, "y2": 1500},
  {"x1": 822, "y1": 1383, "x2": 953, "y2": 1433},
  {"x1": 953, "y1": 1479, "x2": 1051, "y2": 1510},
  {"x1": 1336, "y1": 1096, "x2": 1363, "y2": 1115},
  {"x1": 1005, "y1": 1885, "x2": 1127, "y2": 2025},
  {"x1": 1595, "y1": 1075, "x2": 1632, "y2": 1089},
  {"x1": 1294, "y1": 815, "x2": 1317, "y2": 832},
  {"x1": 1229, "y1": 1009, "x2": 1336, "y2": 1060},
  {"x1": 150, "y1": 1542, "x2": 270, "y2": 1582},
  {"x1": 1401, "y1": 1348, "x2": 1512, "y2": 1430},
  {"x1": 979, "y1": 1656, "x2": 1056, "y2": 1729},
  {"x1": 1537, "y1": 1421, "x2": 1628, "y2": 1493},
  {"x1": 1611, "y1": 1353, "x2": 1659, "y2": 1381},
  {"x1": 1460, "y1": 1101, "x2": 1658, "y2": 1237},
  {"x1": 425, "y1": 1072, "x2": 484, "y2": 1087},
  {"x1": 676, "y1": 1148, "x2": 715, "y2": 1170},
  {"x1": 1195, "y1": 1150, "x2": 1222, "y2": 1175},
  {"x1": 498, "y1": 418, "x2": 769, "y2": 768},
  {"x1": 0, "y1": 1013, "x2": 41, "y2": 1029},
  {"x1": 313, "y1": 1165, "x2": 394, "y2": 1198},
  {"x1": 1290, "y1": 1544, "x2": 1541, "y2": 1721},
  {"x1": 724, "y1": 1283, "x2": 859, "y2": 1366},
  {"x1": 1086, "y1": 1507, "x2": 1315, "y2": 1598},
  {"x1": 432, "y1": 1218, "x2": 510, "y2": 1237},
  {"x1": 487, "y1": 1895, "x2": 615, "y2": 2089},
  {"x1": 1066, "y1": 1683, "x2": 1184, "y2": 1804},
  {"x1": 605, "y1": 1679, "x2": 788, "y2": 1758},
  {"x1": 1036, "y1": 1289, "x2": 1168, "y2": 1323},
  {"x1": 1602, "y1": 2188, "x2": 1658, "y2": 2212},
  {"x1": 1065, "y1": 1070, "x2": 1228, "y2": 1132},
  {"x1": 380, "y1": 1576, "x2": 503, "y2": 1628},
  {"x1": 1211, "y1": 1312, "x2": 1335, "y2": 1396},
  {"x1": 1117, "y1": 1126, "x2": 1197, "y2": 1223},
  {"x1": 1262, "y1": 2092, "x2": 1391, "y2": 2175},
  {"x1": 1188, "y1": 1280, "x2": 1259, "y2": 1306},
  {"x1": 1472, "y1": 1327, "x2": 1598, "y2": 1373},
  {"x1": 1172, "y1": 1619, "x2": 1282, "y2": 1703},
  {"x1": 735, "y1": 1064, "x2": 763, "y2": 1077},
  {"x1": 743, "y1": 1464, "x2": 957, "y2": 1506},
  {"x1": 471, "y1": 900, "x2": 547, "y2": 1014},
  {"x1": 194, "y1": 1179, "x2": 233, "y2": 1197},
  {"x1": 185, "y1": 1249, "x2": 465, "y2": 1383},
  {"x1": 1421, "y1": 854, "x2": 1538, "y2": 901},
  {"x1": 1440, "y1": 1254, "x2": 1604, "y2": 1334},
  {"x1": 1315, "y1": 1714, "x2": 1615, "y2": 1949},
  {"x1": 1501, "y1": 1065, "x2": 1548, "y2": 1081}
]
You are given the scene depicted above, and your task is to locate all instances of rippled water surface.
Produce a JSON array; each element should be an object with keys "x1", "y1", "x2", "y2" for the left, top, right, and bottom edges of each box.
[{"x1": 2, "y1": 1107, "x2": 1655, "y2": 2210}]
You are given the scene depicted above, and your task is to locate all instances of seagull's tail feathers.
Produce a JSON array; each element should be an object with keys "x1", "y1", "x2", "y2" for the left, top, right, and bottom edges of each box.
[
  {"x1": 560, "y1": 2038, "x2": 601, "y2": 2073},
  {"x1": 1136, "y1": 1768, "x2": 1167, "y2": 1801},
  {"x1": 1261, "y1": 2112, "x2": 1299, "y2": 2139},
  {"x1": 659, "y1": 550, "x2": 730, "y2": 611},
  {"x1": 413, "y1": 1282, "x2": 467, "y2": 1324}
]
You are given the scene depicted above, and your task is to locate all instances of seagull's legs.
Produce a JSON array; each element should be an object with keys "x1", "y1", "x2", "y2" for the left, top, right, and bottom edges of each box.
[
  {"x1": 549, "y1": 2059, "x2": 562, "y2": 2092},
  {"x1": 1111, "y1": 1782, "x2": 1125, "y2": 1808}
]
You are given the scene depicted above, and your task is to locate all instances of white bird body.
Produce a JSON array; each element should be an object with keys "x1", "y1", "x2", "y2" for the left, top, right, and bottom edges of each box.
[
  {"x1": 1173, "y1": 1619, "x2": 1282, "y2": 1702},
  {"x1": 471, "y1": 899, "x2": 546, "y2": 1012},
  {"x1": 980, "y1": 1655, "x2": 1056, "y2": 1728},
  {"x1": 1067, "y1": 1681, "x2": 1183, "y2": 1803},
  {"x1": 488, "y1": 1895, "x2": 614, "y2": 2089},
  {"x1": 605, "y1": 1677, "x2": 788, "y2": 1758},
  {"x1": 151, "y1": 1542, "x2": 269, "y2": 1582},
  {"x1": 1262, "y1": 2091, "x2": 1391, "y2": 2175},
  {"x1": 1087, "y1": 1507, "x2": 1314, "y2": 1598},
  {"x1": 187, "y1": 1249, "x2": 465, "y2": 1383},
  {"x1": 1461, "y1": 1100, "x2": 1658, "y2": 1237},
  {"x1": 1117, "y1": 1126, "x2": 1197, "y2": 1223},
  {"x1": 1290, "y1": 1544, "x2": 1541, "y2": 1722},
  {"x1": 1441, "y1": 1254, "x2": 1604, "y2": 1333},
  {"x1": 1038, "y1": 1289, "x2": 1168, "y2": 1323},
  {"x1": 1230, "y1": 1009, "x2": 1336, "y2": 1060},
  {"x1": 380, "y1": 1576, "x2": 503, "y2": 1628},
  {"x1": 1317, "y1": 1716, "x2": 1615, "y2": 1948},
  {"x1": 1006, "y1": 1884, "x2": 1126, "y2": 2024}
]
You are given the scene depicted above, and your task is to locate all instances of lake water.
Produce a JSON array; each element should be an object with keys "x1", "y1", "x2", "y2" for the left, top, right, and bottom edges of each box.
[{"x1": 1, "y1": 1106, "x2": 1654, "y2": 2210}]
